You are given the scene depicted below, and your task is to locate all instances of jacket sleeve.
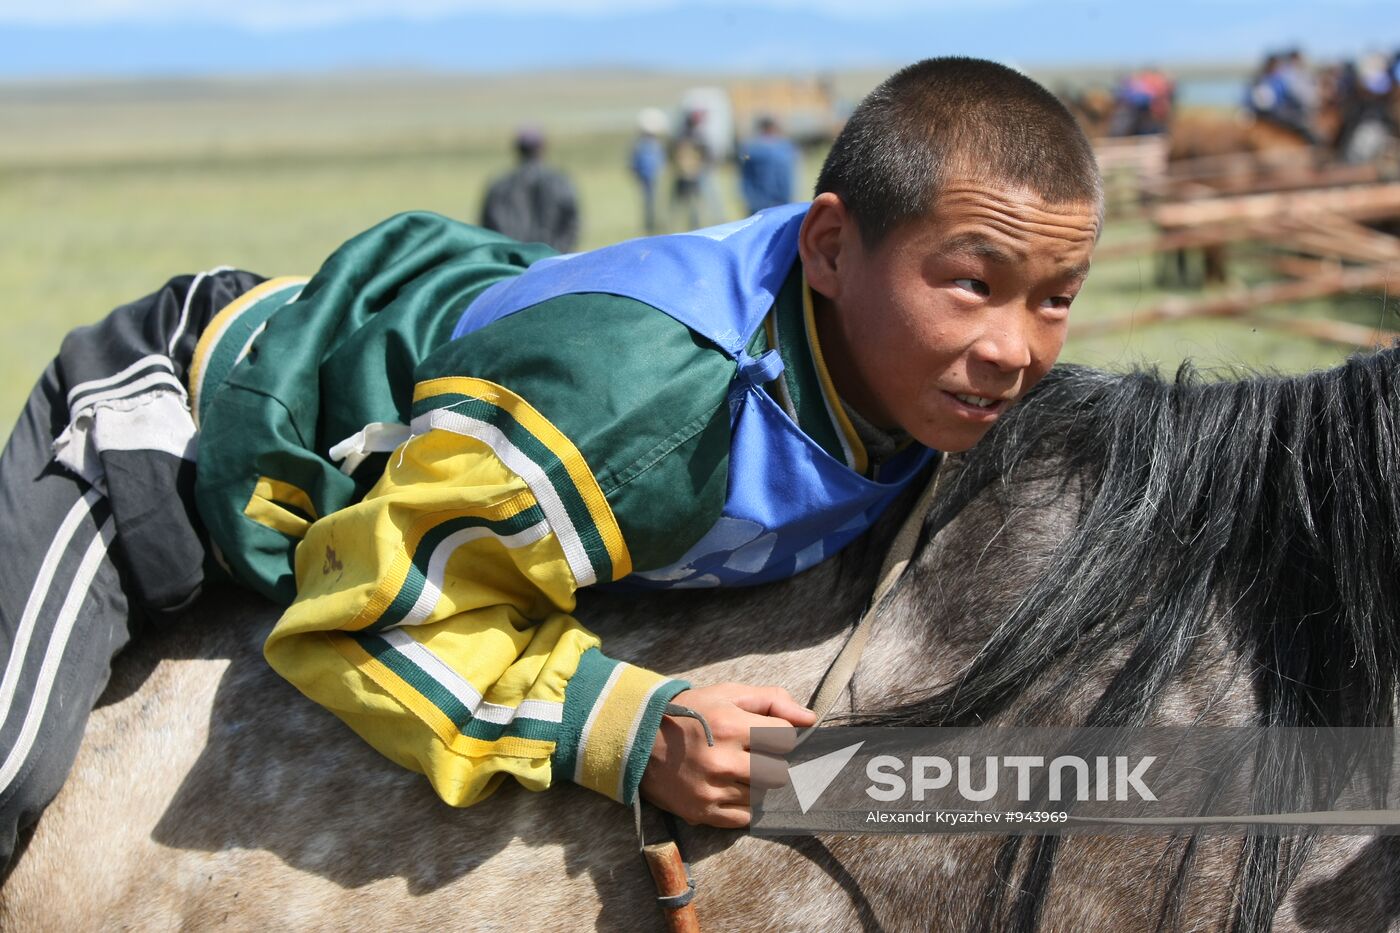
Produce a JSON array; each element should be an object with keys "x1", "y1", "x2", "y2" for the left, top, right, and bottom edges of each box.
[{"x1": 263, "y1": 375, "x2": 690, "y2": 808}]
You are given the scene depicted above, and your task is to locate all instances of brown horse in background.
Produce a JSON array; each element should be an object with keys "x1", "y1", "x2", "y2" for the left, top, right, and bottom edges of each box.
[{"x1": 1161, "y1": 111, "x2": 1318, "y2": 286}]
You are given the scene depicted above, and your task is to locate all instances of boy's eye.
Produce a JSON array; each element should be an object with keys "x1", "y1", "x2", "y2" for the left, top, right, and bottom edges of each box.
[
  {"x1": 1041, "y1": 295, "x2": 1074, "y2": 310},
  {"x1": 953, "y1": 278, "x2": 990, "y2": 297}
]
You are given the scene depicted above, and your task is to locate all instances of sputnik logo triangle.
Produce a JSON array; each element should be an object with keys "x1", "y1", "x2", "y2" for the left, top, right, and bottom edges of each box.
[{"x1": 788, "y1": 741, "x2": 865, "y2": 814}]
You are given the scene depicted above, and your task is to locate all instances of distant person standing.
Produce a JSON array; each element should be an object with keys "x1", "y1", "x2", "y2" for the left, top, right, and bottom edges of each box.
[
  {"x1": 481, "y1": 126, "x2": 579, "y2": 252},
  {"x1": 669, "y1": 108, "x2": 715, "y2": 230},
  {"x1": 738, "y1": 115, "x2": 799, "y2": 214},
  {"x1": 630, "y1": 108, "x2": 668, "y2": 235}
]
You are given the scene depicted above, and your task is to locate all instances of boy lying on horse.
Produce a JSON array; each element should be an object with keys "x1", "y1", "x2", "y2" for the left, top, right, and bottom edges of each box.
[{"x1": 0, "y1": 56, "x2": 1100, "y2": 866}]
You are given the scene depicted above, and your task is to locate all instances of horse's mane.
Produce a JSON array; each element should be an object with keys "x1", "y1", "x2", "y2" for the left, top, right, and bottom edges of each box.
[{"x1": 861, "y1": 348, "x2": 1400, "y2": 931}]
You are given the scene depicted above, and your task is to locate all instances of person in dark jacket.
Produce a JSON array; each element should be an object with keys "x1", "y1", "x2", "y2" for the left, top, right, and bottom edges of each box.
[
  {"x1": 481, "y1": 126, "x2": 580, "y2": 252},
  {"x1": 739, "y1": 115, "x2": 799, "y2": 215}
]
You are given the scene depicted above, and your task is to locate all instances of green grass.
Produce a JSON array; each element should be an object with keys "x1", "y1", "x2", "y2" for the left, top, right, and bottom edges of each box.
[{"x1": 1, "y1": 70, "x2": 1388, "y2": 426}]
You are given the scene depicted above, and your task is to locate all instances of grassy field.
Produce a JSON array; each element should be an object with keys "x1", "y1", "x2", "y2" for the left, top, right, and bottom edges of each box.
[{"x1": 1, "y1": 68, "x2": 1392, "y2": 425}]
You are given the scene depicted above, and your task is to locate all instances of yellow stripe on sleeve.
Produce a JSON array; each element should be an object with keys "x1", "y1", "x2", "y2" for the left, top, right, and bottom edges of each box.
[
  {"x1": 188, "y1": 276, "x2": 308, "y2": 425},
  {"x1": 254, "y1": 476, "x2": 319, "y2": 520},
  {"x1": 350, "y1": 490, "x2": 542, "y2": 632},
  {"x1": 414, "y1": 376, "x2": 632, "y2": 580},
  {"x1": 575, "y1": 663, "x2": 671, "y2": 800},
  {"x1": 243, "y1": 476, "x2": 320, "y2": 538},
  {"x1": 331, "y1": 634, "x2": 556, "y2": 763}
]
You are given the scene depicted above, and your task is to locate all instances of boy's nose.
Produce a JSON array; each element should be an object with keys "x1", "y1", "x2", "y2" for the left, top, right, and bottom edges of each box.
[{"x1": 972, "y1": 321, "x2": 1033, "y2": 373}]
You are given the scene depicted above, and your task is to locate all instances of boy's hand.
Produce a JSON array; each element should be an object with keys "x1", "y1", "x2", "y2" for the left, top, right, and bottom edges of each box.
[{"x1": 639, "y1": 682, "x2": 816, "y2": 828}]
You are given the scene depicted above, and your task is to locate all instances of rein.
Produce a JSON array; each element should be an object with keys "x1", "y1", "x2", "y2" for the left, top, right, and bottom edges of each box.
[
  {"x1": 637, "y1": 454, "x2": 946, "y2": 931},
  {"x1": 807, "y1": 452, "x2": 946, "y2": 728}
]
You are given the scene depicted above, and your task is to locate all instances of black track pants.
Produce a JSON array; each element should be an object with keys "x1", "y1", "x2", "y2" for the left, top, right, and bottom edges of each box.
[{"x1": 0, "y1": 268, "x2": 263, "y2": 869}]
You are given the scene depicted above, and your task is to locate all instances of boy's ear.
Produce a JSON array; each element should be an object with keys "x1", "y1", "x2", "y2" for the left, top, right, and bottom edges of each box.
[{"x1": 798, "y1": 193, "x2": 850, "y2": 300}]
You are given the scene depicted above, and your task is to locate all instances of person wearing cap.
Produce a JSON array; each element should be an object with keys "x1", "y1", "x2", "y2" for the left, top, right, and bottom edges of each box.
[
  {"x1": 630, "y1": 109, "x2": 668, "y2": 235},
  {"x1": 481, "y1": 126, "x2": 580, "y2": 252}
]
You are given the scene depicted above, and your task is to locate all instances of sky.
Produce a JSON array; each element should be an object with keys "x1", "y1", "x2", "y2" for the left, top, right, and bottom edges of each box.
[{"x1": 0, "y1": 0, "x2": 1396, "y2": 78}]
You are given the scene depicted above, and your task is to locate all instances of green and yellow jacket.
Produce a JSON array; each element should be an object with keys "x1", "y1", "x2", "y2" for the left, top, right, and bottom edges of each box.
[{"x1": 191, "y1": 211, "x2": 880, "y2": 809}]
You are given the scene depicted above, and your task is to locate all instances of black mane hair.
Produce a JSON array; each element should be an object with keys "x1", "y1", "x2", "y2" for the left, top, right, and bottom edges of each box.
[{"x1": 862, "y1": 348, "x2": 1400, "y2": 930}]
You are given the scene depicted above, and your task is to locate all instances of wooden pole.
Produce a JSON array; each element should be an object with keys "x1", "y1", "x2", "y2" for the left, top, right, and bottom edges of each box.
[
  {"x1": 1152, "y1": 182, "x2": 1400, "y2": 229},
  {"x1": 1158, "y1": 162, "x2": 1381, "y2": 200},
  {"x1": 642, "y1": 841, "x2": 700, "y2": 933},
  {"x1": 1094, "y1": 213, "x2": 1400, "y2": 263},
  {"x1": 1074, "y1": 264, "x2": 1400, "y2": 342},
  {"x1": 1237, "y1": 313, "x2": 1400, "y2": 348}
]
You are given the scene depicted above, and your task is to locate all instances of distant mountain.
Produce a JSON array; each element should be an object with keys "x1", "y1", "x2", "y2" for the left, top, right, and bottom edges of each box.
[{"x1": 0, "y1": 2, "x2": 1390, "y2": 79}]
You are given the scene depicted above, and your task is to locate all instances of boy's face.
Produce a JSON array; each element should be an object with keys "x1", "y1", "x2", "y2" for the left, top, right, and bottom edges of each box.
[{"x1": 800, "y1": 181, "x2": 1100, "y2": 453}]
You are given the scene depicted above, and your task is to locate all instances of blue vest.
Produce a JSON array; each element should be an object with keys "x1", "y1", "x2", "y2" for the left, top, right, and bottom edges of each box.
[{"x1": 452, "y1": 204, "x2": 936, "y2": 589}]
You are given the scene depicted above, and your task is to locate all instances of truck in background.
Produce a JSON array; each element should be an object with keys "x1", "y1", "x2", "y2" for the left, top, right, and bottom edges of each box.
[{"x1": 677, "y1": 77, "x2": 846, "y2": 160}]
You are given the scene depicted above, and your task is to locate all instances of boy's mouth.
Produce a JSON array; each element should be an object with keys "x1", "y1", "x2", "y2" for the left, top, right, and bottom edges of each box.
[
  {"x1": 946, "y1": 386, "x2": 1013, "y2": 423},
  {"x1": 945, "y1": 390, "x2": 1010, "y2": 419}
]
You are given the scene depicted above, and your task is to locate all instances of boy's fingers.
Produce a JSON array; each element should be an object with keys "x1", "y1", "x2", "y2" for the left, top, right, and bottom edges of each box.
[
  {"x1": 681, "y1": 783, "x2": 752, "y2": 828},
  {"x1": 740, "y1": 712, "x2": 800, "y2": 738},
  {"x1": 708, "y1": 748, "x2": 754, "y2": 782},
  {"x1": 701, "y1": 806, "x2": 751, "y2": 829},
  {"x1": 707, "y1": 747, "x2": 791, "y2": 791},
  {"x1": 725, "y1": 783, "x2": 751, "y2": 807},
  {"x1": 709, "y1": 709, "x2": 791, "y2": 744},
  {"x1": 745, "y1": 721, "x2": 799, "y2": 755},
  {"x1": 732, "y1": 686, "x2": 816, "y2": 725},
  {"x1": 749, "y1": 750, "x2": 790, "y2": 789},
  {"x1": 772, "y1": 695, "x2": 818, "y2": 727}
]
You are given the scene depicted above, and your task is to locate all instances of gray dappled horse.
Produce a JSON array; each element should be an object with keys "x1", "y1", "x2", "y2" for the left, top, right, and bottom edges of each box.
[{"x1": 5, "y1": 353, "x2": 1400, "y2": 931}]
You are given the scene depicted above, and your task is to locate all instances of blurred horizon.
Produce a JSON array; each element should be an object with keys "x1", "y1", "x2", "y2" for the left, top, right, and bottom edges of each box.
[
  {"x1": 2, "y1": 0, "x2": 1397, "y2": 424},
  {"x1": 0, "y1": 0, "x2": 1396, "y2": 81}
]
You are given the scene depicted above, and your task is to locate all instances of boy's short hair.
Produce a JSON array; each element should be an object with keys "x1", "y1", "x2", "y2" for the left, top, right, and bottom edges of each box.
[{"x1": 815, "y1": 57, "x2": 1103, "y2": 246}]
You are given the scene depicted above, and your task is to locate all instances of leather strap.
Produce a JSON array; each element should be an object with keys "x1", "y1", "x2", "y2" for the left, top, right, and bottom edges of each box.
[
  {"x1": 807, "y1": 453, "x2": 945, "y2": 725},
  {"x1": 641, "y1": 840, "x2": 700, "y2": 932},
  {"x1": 635, "y1": 703, "x2": 713, "y2": 929},
  {"x1": 633, "y1": 454, "x2": 945, "y2": 930}
]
